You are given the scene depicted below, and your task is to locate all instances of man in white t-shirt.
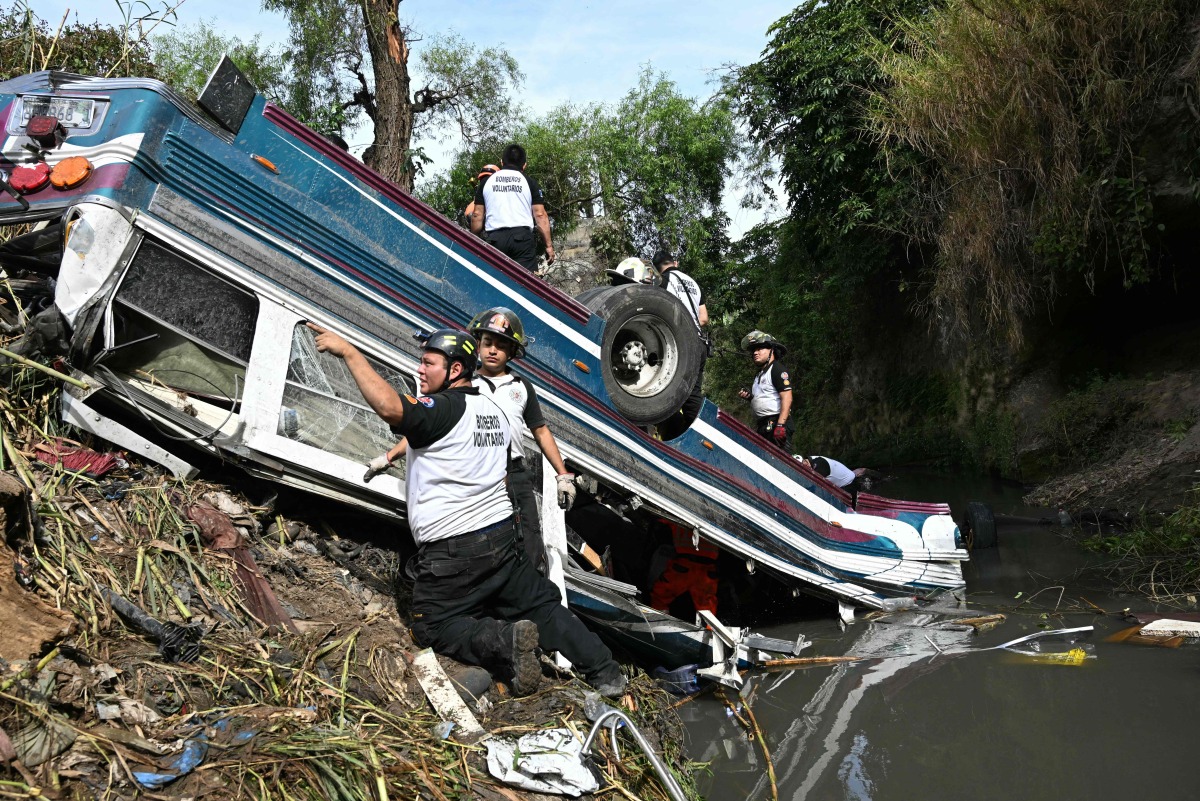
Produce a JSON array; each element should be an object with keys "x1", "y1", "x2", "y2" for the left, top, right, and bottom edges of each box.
[
  {"x1": 308, "y1": 322, "x2": 625, "y2": 698},
  {"x1": 470, "y1": 143, "x2": 555, "y2": 271},
  {"x1": 802, "y1": 455, "x2": 871, "y2": 492}
]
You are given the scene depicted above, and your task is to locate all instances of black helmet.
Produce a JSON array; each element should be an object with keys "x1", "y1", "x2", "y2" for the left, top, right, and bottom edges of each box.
[
  {"x1": 740, "y1": 329, "x2": 787, "y2": 357},
  {"x1": 468, "y1": 307, "x2": 529, "y2": 358},
  {"x1": 414, "y1": 328, "x2": 477, "y2": 387}
]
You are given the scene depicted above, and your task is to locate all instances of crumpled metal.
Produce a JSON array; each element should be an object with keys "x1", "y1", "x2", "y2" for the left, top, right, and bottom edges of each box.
[{"x1": 485, "y1": 728, "x2": 599, "y2": 797}]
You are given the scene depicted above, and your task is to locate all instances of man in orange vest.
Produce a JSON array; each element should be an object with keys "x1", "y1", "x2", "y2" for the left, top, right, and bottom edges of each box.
[{"x1": 650, "y1": 519, "x2": 719, "y2": 614}]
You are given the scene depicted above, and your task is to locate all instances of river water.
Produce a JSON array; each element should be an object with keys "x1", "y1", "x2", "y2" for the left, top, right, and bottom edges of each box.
[{"x1": 686, "y1": 470, "x2": 1200, "y2": 800}]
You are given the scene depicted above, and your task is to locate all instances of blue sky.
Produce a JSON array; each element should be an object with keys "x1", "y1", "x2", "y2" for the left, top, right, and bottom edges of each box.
[{"x1": 39, "y1": 0, "x2": 791, "y2": 234}]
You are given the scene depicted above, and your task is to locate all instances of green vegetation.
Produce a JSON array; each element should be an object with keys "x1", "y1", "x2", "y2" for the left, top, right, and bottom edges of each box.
[
  {"x1": 1034, "y1": 374, "x2": 1145, "y2": 472},
  {"x1": 1083, "y1": 494, "x2": 1200, "y2": 605},
  {"x1": 257, "y1": 0, "x2": 523, "y2": 187},
  {"x1": 151, "y1": 19, "x2": 286, "y2": 104},
  {"x1": 711, "y1": 0, "x2": 1200, "y2": 466},
  {"x1": 419, "y1": 68, "x2": 739, "y2": 271},
  {"x1": 0, "y1": 0, "x2": 164, "y2": 80},
  {"x1": 872, "y1": 0, "x2": 1195, "y2": 348}
]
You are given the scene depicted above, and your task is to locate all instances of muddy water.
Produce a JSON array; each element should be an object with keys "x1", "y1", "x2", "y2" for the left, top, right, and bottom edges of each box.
[{"x1": 687, "y1": 471, "x2": 1200, "y2": 801}]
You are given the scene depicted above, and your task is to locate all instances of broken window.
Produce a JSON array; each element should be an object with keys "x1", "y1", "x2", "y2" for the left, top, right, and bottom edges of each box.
[
  {"x1": 279, "y1": 323, "x2": 413, "y2": 475},
  {"x1": 105, "y1": 240, "x2": 257, "y2": 404}
]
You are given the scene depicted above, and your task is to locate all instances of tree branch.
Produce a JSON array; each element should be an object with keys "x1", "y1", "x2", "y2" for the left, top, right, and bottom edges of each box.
[{"x1": 349, "y1": 67, "x2": 377, "y2": 122}]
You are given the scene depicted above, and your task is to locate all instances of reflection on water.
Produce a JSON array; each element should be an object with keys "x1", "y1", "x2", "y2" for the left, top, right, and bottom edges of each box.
[{"x1": 689, "y1": 471, "x2": 1200, "y2": 801}]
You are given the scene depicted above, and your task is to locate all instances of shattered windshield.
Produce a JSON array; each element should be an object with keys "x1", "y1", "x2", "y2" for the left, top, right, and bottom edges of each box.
[{"x1": 279, "y1": 324, "x2": 412, "y2": 475}]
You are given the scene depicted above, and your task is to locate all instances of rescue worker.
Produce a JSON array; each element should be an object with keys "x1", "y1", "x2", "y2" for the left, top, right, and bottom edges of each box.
[
  {"x1": 653, "y1": 250, "x2": 709, "y2": 439},
  {"x1": 364, "y1": 308, "x2": 578, "y2": 573},
  {"x1": 803, "y1": 455, "x2": 872, "y2": 492},
  {"x1": 738, "y1": 330, "x2": 793, "y2": 447},
  {"x1": 470, "y1": 144, "x2": 555, "y2": 271},
  {"x1": 649, "y1": 518, "x2": 719, "y2": 615},
  {"x1": 460, "y1": 164, "x2": 499, "y2": 226},
  {"x1": 468, "y1": 307, "x2": 576, "y2": 571},
  {"x1": 307, "y1": 322, "x2": 626, "y2": 698}
]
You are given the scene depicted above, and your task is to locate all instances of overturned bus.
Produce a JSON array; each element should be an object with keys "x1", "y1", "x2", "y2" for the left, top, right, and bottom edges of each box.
[{"x1": 0, "y1": 64, "x2": 969, "y2": 677}]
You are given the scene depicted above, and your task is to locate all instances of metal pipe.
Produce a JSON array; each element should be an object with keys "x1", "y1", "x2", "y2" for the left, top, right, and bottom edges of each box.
[{"x1": 582, "y1": 708, "x2": 688, "y2": 801}]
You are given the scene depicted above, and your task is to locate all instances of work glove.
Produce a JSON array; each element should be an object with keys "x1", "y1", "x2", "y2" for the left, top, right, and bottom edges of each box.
[
  {"x1": 772, "y1": 423, "x2": 788, "y2": 445},
  {"x1": 363, "y1": 453, "x2": 392, "y2": 482},
  {"x1": 556, "y1": 472, "x2": 577, "y2": 511}
]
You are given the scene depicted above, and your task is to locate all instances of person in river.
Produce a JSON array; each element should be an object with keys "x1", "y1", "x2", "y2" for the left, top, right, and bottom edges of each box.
[{"x1": 308, "y1": 321, "x2": 626, "y2": 698}]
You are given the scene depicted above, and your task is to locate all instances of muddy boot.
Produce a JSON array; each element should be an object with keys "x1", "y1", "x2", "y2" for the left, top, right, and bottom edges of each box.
[
  {"x1": 502, "y1": 620, "x2": 542, "y2": 696},
  {"x1": 585, "y1": 661, "x2": 627, "y2": 698},
  {"x1": 444, "y1": 663, "x2": 493, "y2": 709}
]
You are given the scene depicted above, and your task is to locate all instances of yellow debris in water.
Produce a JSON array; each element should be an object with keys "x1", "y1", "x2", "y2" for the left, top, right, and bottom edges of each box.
[{"x1": 1017, "y1": 647, "x2": 1089, "y2": 665}]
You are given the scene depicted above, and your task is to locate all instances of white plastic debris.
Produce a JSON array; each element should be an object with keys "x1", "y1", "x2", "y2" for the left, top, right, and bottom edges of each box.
[
  {"x1": 1140, "y1": 619, "x2": 1200, "y2": 638},
  {"x1": 410, "y1": 649, "x2": 485, "y2": 743},
  {"x1": 485, "y1": 728, "x2": 599, "y2": 797}
]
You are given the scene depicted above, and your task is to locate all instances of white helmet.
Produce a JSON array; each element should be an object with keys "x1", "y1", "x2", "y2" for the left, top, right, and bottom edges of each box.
[{"x1": 606, "y1": 256, "x2": 660, "y2": 286}]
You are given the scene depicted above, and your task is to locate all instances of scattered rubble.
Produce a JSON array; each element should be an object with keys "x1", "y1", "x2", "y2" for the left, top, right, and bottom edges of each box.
[{"x1": 0, "y1": 370, "x2": 699, "y2": 799}]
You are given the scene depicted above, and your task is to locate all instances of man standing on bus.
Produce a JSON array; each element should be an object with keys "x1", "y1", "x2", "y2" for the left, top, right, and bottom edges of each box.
[{"x1": 470, "y1": 144, "x2": 555, "y2": 272}]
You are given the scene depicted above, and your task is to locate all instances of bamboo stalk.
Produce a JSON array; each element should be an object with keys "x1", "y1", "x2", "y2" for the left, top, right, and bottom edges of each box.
[
  {"x1": 0, "y1": 348, "x2": 89, "y2": 390},
  {"x1": 0, "y1": 647, "x2": 59, "y2": 692},
  {"x1": 146, "y1": 556, "x2": 192, "y2": 620},
  {"x1": 744, "y1": 700, "x2": 779, "y2": 801},
  {"x1": 761, "y1": 655, "x2": 867, "y2": 668},
  {"x1": 369, "y1": 745, "x2": 389, "y2": 801}
]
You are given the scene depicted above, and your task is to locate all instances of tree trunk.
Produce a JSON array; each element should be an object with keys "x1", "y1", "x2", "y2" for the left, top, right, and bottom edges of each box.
[{"x1": 361, "y1": 0, "x2": 415, "y2": 192}]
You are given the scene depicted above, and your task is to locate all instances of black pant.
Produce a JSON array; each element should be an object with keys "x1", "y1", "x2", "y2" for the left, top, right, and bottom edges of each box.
[
  {"x1": 486, "y1": 227, "x2": 537, "y2": 271},
  {"x1": 680, "y1": 354, "x2": 706, "y2": 424},
  {"x1": 755, "y1": 414, "x2": 794, "y2": 446},
  {"x1": 658, "y1": 354, "x2": 706, "y2": 440},
  {"x1": 409, "y1": 520, "x2": 615, "y2": 679},
  {"x1": 507, "y1": 461, "x2": 543, "y2": 570}
]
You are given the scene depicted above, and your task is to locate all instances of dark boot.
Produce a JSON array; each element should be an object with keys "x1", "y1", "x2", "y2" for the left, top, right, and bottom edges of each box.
[
  {"x1": 502, "y1": 620, "x2": 542, "y2": 696},
  {"x1": 585, "y1": 661, "x2": 627, "y2": 698}
]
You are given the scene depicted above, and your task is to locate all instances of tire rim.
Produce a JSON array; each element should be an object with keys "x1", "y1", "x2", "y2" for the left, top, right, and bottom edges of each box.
[{"x1": 608, "y1": 313, "x2": 680, "y2": 398}]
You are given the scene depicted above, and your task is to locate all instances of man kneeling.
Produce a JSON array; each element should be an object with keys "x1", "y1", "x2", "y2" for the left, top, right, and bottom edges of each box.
[{"x1": 307, "y1": 322, "x2": 626, "y2": 697}]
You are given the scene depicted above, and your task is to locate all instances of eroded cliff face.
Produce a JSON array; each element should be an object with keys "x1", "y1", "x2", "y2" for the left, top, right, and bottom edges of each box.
[{"x1": 799, "y1": 299, "x2": 1200, "y2": 514}]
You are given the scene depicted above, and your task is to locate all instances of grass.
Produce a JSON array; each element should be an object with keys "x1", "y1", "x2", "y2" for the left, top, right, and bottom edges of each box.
[{"x1": 1082, "y1": 494, "x2": 1200, "y2": 606}]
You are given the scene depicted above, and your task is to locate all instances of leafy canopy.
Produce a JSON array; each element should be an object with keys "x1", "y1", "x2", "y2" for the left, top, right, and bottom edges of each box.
[
  {"x1": 151, "y1": 19, "x2": 287, "y2": 104},
  {"x1": 716, "y1": 0, "x2": 930, "y2": 407},
  {"x1": 420, "y1": 69, "x2": 737, "y2": 273}
]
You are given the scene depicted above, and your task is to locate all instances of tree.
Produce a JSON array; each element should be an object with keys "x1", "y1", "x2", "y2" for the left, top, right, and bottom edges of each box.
[
  {"x1": 871, "y1": 0, "x2": 1200, "y2": 346},
  {"x1": 723, "y1": 0, "x2": 932, "y2": 402},
  {"x1": 151, "y1": 19, "x2": 287, "y2": 105},
  {"x1": 261, "y1": 0, "x2": 522, "y2": 190},
  {"x1": 420, "y1": 69, "x2": 738, "y2": 274}
]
